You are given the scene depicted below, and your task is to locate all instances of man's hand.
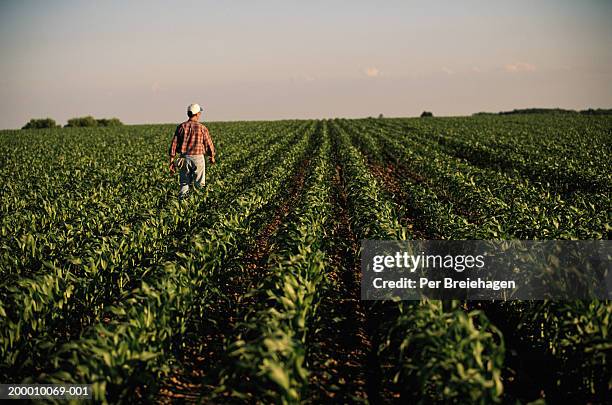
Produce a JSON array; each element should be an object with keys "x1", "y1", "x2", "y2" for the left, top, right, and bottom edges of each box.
[
  {"x1": 169, "y1": 158, "x2": 176, "y2": 174},
  {"x1": 209, "y1": 155, "x2": 216, "y2": 165}
]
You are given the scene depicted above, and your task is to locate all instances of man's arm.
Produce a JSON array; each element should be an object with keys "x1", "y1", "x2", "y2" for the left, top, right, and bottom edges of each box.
[
  {"x1": 169, "y1": 125, "x2": 183, "y2": 172},
  {"x1": 203, "y1": 125, "x2": 216, "y2": 163}
]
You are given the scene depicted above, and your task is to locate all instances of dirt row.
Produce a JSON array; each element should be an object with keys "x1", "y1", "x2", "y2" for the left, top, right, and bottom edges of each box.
[
  {"x1": 366, "y1": 161, "x2": 427, "y2": 239},
  {"x1": 303, "y1": 137, "x2": 409, "y2": 403},
  {"x1": 304, "y1": 163, "x2": 370, "y2": 403}
]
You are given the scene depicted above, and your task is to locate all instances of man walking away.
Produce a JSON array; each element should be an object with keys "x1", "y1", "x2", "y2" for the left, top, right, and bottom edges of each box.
[{"x1": 169, "y1": 103, "x2": 216, "y2": 200}]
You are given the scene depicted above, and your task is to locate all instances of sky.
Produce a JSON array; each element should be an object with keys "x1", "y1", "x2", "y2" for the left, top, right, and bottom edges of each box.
[{"x1": 0, "y1": 0, "x2": 611, "y2": 128}]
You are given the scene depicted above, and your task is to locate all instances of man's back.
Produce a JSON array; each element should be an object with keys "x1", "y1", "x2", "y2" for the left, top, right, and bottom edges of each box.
[{"x1": 169, "y1": 120, "x2": 215, "y2": 157}]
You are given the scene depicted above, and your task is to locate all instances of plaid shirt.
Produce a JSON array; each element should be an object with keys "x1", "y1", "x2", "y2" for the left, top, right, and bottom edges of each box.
[{"x1": 169, "y1": 120, "x2": 215, "y2": 158}]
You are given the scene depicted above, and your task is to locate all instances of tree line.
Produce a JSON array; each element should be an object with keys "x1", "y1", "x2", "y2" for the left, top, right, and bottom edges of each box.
[
  {"x1": 22, "y1": 116, "x2": 123, "y2": 129},
  {"x1": 473, "y1": 108, "x2": 612, "y2": 116}
]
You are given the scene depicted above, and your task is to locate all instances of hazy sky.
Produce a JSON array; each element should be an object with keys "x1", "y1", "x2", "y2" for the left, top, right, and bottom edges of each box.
[{"x1": 1, "y1": 0, "x2": 611, "y2": 128}]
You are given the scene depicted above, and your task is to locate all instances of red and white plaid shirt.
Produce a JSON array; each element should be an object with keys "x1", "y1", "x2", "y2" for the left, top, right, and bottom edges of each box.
[{"x1": 169, "y1": 120, "x2": 215, "y2": 158}]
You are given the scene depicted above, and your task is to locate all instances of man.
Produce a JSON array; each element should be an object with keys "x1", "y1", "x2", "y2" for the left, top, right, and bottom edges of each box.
[{"x1": 168, "y1": 103, "x2": 216, "y2": 200}]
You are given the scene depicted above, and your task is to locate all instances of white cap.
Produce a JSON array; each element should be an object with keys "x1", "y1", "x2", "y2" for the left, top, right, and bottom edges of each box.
[{"x1": 187, "y1": 103, "x2": 203, "y2": 115}]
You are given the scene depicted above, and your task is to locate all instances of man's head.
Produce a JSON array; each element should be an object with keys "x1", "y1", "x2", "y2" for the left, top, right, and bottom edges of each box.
[{"x1": 187, "y1": 103, "x2": 203, "y2": 119}]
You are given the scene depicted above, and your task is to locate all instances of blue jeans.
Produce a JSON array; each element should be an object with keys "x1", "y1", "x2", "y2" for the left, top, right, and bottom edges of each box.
[{"x1": 179, "y1": 154, "x2": 206, "y2": 199}]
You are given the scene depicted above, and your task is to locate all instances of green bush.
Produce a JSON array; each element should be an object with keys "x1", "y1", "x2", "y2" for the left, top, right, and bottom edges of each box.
[
  {"x1": 64, "y1": 116, "x2": 123, "y2": 127},
  {"x1": 421, "y1": 111, "x2": 434, "y2": 117},
  {"x1": 96, "y1": 118, "x2": 123, "y2": 126},
  {"x1": 65, "y1": 116, "x2": 98, "y2": 128},
  {"x1": 21, "y1": 118, "x2": 59, "y2": 129}
]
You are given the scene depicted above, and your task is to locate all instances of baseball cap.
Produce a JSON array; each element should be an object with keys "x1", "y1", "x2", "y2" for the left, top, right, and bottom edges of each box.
[{"x1": 187, "y1": 103, "x2": 203, "y2": 115}]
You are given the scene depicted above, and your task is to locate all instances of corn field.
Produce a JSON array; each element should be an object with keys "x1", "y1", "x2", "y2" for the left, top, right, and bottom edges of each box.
[{"x1": 0, "y1": 114, "x2": 610, "y2": 403}]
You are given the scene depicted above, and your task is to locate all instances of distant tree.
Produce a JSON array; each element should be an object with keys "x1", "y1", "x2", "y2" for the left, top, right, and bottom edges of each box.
[
  {"x1": 494, "y1": 107, "x2": 612, "y2": 116},
  {"x1": 580, "y1": 108, "x2": 612, "y2": 115},
  {"x1": 378, "y1": 113, "x2": 384, "y2": 119},
  {"x1": 65, "y1": 116, "x2": 98, "y2": 127},
  {"x1": 498, "y1": 108, "x2": 576, "y2": 115},
  {"x1": 96, "y1": 118, "x2": 123, "y2": 126},
  {"x1": 22, "y1": 118, "x2": 59, "y2": 129},
  {"x1": 421, "y1": 111, "x2": 434, "y2": 117}
]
